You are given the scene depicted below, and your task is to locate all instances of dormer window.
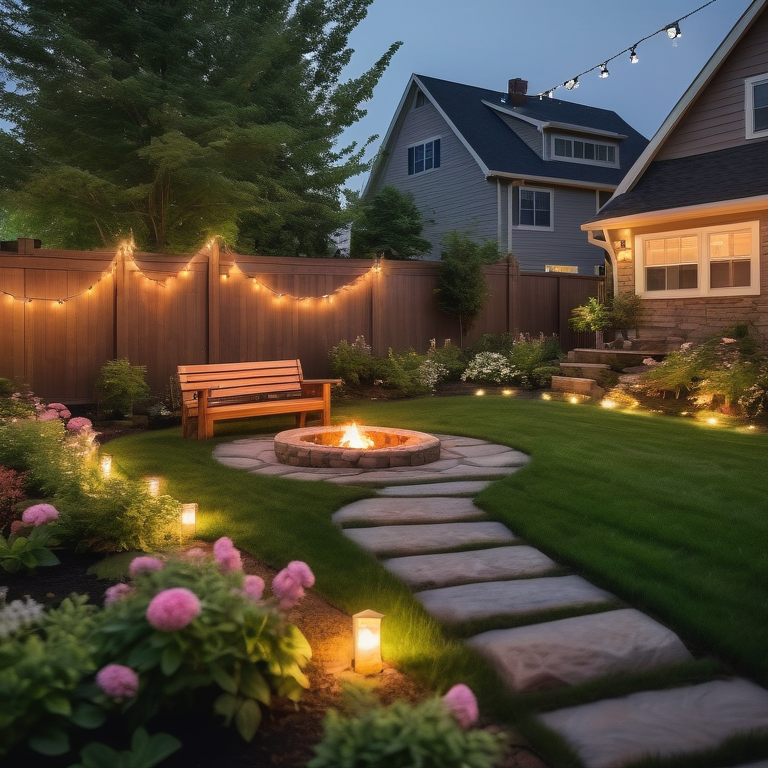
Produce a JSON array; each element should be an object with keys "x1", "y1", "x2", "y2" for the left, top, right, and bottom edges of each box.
[
  {"x1": 551, "y1": 135, "x2": 619, "y2": 167},
  {"x1": 408, "y1": 138, "x2": 441, "y2": 175},
  {"x1": 745, "y1": 73, "x2": 768, "y2": 139}
]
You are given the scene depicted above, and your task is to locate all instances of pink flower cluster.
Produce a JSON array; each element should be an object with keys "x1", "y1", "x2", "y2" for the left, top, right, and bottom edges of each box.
[
  {"x1": 442, "y1": 684, "x2": 479, "y2": 729},
  {"x1": 146, "y1": 587, "x2": 201, "y2": 631},
  {"x1": 37, "y1": 402, "x2": 72, "y2": 421},
  {"x1": 241, "y1": 574, "x2": 265, "y2": 603},
  {"x1": 66, "y1": 416, "x2": 93, "y2": 433},
  {"x1": 21, "y1": 503, "x2": 59, "y2": 527},
  {"x1": 48, "y1": 402, "x2": 72, "y2": 419},
  {"x1": 104, "y1": 583, "x2": 135, "y2": 606},
  {"x1": 96, "y1": 664, "x2": 139, "y2": 698},
  {"x1": 129, "y1": 556, "x2": 164, "y2": 577},
  {"x1": 271, "y1": 561, "x2": 314, "y2": 610},
  {"x1": 213, "y1": 537, "x2": 242, "y2": 573}
]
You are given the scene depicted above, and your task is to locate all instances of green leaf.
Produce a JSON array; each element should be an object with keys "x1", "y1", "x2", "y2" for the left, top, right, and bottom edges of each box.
[
  {"x1": 28, "y1": 727, "x2": 70, "y2": 756},
  {"x1": 138, "y1": 732, "x2": 182, "y2": 768},
  {"x1": 234, "y1": 698, "x2": 262, "y2": 742},
  {"x1": 160, "y1": 643, "x2": 183, "y2": 676},
  {"x1": 213, "y1": 693, "x2": 239, "y2": 724},
  {"x1": 77, "y1": 741, "x2": 119, "y2": 767},
  {"x1": 239, "y1": 666, "x2": 271, "y2": 706},
  {"x1": 209, "y1": 663, "x2": 238, "y2": 695},
  {"x1": 35, "y1": 548, "x2": 61, "y2": 566},
  {"x1": 70, "y1": 702, "x2": 107, "y2": 730},
  {"x1": 43, "y1": 693, "x2": 72, "y2": 716}
]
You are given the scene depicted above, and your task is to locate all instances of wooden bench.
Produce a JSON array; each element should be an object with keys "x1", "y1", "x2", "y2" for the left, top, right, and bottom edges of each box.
[{"x1": 178, "y1": 360, "x2": 340, "y2": 440}]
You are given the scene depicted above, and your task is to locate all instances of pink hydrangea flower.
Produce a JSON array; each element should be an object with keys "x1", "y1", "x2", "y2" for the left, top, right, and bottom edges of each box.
[
  {"x1": 38, "y1": 409, "x2": 60, "y2": 421},
  {"x1": 271, "y1": 561, "x2": 315, "y2": 610},
  {"x1": 146, "y1": 587, "x2": 201, "y2": 631},
  {"x1": 129, "y1": 556, "x2": 164, "y2": 577},
  {"x1": 59, "y1": 409, "x2": 71, "y2": 419},
  {"x1": 213, "y1": 537, "x2": 242, "y2": 573},
  {"x1": 48, "y1": 403, "x2": 68, "y2": 411},
  {"x1": 96, "y1": 664, "x2": 139, "y2": 698},
  {"x1": 21, "y1": 503, "x2": 59, "y2": 527},
  {"x1": 442, "y1": 684, "x2": 478, "y2": 729},
  {"x1": 66, "y1": 416, "x2": 93, "y2": 432},
  {"x1": 242, "y1": 575, "x2": 265, "y2": 603},
  {"x1": 104, "y1": 583, "x2": 135, "y2": 606}
]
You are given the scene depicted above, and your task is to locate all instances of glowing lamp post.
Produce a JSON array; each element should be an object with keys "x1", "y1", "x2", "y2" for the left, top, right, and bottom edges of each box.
[
  {"x1": 100, "y1": 454, "x2": 113, "y2": 478},
  {"x1": 180, "y1": 503, "x2": 197, "y2": 541},
  {"x1": 146, "y1": 477, "x2": 161, "y2": 497},
  {"x1": 353, "y1": 609, "x2": 384, "y2": 676}
]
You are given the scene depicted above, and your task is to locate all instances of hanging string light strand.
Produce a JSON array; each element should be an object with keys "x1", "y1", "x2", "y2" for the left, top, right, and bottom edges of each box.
[{"x1": 536, "y1": 0, "x2": 720, "y2": 99}]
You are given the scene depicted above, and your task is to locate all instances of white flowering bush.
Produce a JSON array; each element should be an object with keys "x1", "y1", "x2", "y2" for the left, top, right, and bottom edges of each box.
[
  {"x1": 418, "y1": 358, "x2": 449, "y2": 393},
  {"x1": 461, "y1": 352, "x2": 517, "y2": 384}
]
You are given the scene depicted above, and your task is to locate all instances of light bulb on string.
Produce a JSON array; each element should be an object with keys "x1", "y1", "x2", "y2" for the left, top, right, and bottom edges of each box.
[
  {"x1": 599, "y1": 63, "x2": 610, "y2": 79},
  {"x1": 666, "y1": 22, "x2": 681, "y2": 39},
  {"x1": 565, "y1": 78, "x2": 579, "y2": 90},
  {"x1": 629, "y1": 47, "x2": 639, "y2": 64}
]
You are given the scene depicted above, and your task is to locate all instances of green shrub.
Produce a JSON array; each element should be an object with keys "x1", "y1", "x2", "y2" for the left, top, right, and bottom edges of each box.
[
  {"x1": 569, "y1": 296, "x2": 611, "y2": 332},
  {"x1": 464, "y1": 333, "x2": 514, "y2": 358},
  {"x1": 0, "y1": 378, "x2": 14, "y2": 397},
  {"x1": 530, "y1": 365, "x2": 561, "y2": 389},
  {"x1": 0, "y1": 517, "x2": 60, "y2": 572},
  {"x1": 609, "y1": 292, "x2": 644, "y2": 333},
  {"x1": 308, "y1": 687, "x2": 505, "y2": 768},
  {"x1": 372, "y1": 349, "x2": 430, "y2": 397},
  {"x1": 70, "y1": 728, "x2": 181, "y2": 768},
  {"x1": 461, "y1": 352, "x2": 516, "y2": 384},
  {"x1": 429, "y1": 344, "x2": 467, "y2": 381},
  {"x1": 0, "y1": 466, "x2": 27, "y2": 532},
  {"x1": 328, "y1": 336, "x2": 375, "y2": 386},
  {"x1": 508, "y1": 334, "x2": 562, "y2": 388},
  {"x1": 0, "y1": 595, "x2": 103, "y2": 757},
  {"x1": 95, "y1": 360, "x2": 151, "y2": 418},
  {"x1": 94, "y1": 550, "x2": 313, "y2": 742}
]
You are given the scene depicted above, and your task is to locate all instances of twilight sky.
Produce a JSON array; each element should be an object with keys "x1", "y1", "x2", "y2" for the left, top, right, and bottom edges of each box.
[{"x1": 337, "y1": 0, "x2": 753, "y2": 193}]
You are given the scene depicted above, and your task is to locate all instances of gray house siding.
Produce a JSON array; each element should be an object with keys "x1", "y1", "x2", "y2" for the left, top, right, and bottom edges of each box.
[
  {"x1": 498, "y1": 114, "x2": 544, "y2": 158},
  {"x1": 371, "y1": 95, "x2": 498, "y2": 258},
  {"x1": 508, "y1": 185, "x2": 603, "y2": 272},
  {"x1": 656, "y1": 9, "x2": 768, "y2": 160}
]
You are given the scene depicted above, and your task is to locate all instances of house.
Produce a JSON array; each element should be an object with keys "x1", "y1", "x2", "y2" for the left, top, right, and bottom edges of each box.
[
  {"x1": 583, "y1": 0, "x2": 768, "y2": 343},
  {"x1": 362, "y1": 74, "x2": 648, "y2": 272}
]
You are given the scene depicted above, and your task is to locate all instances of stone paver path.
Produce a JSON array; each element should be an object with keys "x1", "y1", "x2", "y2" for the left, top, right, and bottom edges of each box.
[{"x1": 216, "y1": 431, "x2": 768, "y2": 766}]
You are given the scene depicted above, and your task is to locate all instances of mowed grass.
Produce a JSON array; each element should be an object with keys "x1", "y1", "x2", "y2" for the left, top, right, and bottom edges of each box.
[{"x1": 106, "y1": 400, "x2": 768, "y2": 765}]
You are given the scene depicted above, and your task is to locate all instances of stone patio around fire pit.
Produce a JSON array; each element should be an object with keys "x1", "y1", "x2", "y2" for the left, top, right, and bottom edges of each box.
[{"x1": 213, "y1": 433, "x2": 530, "y2": 486}]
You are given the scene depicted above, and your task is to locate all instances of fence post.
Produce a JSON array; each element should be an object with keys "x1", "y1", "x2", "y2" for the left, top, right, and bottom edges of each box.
[
  {"x1": 507, "y1": 256, "x2": 521, "y2": 337},
  {"x1": 208, "y1": 239, "x2": 220, "y2": 364},
  {"x1": 115, "y1": 246, "x2": 128, "y2": 360}
]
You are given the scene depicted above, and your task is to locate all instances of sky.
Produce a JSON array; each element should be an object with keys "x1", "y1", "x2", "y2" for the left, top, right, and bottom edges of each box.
[{"x1": 337, "y1": 0, "x2": 754, "y2": 193}]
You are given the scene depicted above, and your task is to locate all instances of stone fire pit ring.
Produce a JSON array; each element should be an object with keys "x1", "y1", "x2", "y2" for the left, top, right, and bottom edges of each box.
[{"x1": 274, "y1": 426, "x2": 441, "y2": 470}]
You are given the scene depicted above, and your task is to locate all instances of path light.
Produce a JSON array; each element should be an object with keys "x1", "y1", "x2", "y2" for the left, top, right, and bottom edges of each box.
[
  {"x1": 181, "y1": 503, "x2": 197, "y2": 541},
  {"x1": 601, "y1": 399, "x2": 616, "y2": 409},
  {"x1": 541, "y1": 393, "x2": 551, "y2": 401},
  {"x1": 569, "y1": 396, "x2": 580, "y2": 404},
  {"x1": 502, "y1": 389, "x2": 513, "y2": 396},
  {"x1": 353, "y1": 609, "x2": 384, "y2": 675},
  {"x1": 707, "y1": 417, "x2": 718, "y2": 426},
  {"x1": 100, "y1": 454, "x2": 113, "y2": 478},
  {"x1": 146, "y1": 477, "x2": 161, "y2": 497},
  {"x1": 475, "y1": 389, "x2": 485, "y2": 397}
]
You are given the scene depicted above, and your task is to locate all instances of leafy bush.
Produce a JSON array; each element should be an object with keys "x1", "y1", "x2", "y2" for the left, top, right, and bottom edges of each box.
[
  {"x1": 70, "y1": 728, "x2": 181, "y2": 768},
  {"x1": 609, "y1": 292, "x2": 644, "y2": 333},
  {"x1": 94, "y1": 547, "x2": 313, "y2": 742},
  {"x1": 739, "y1": 361, "x2": 768, "y2": 420},
  {"x1": 328, "y1": 336, "x2": 375, "y2": 386},
  {"x1": 0, "y1": 515, "x2": 61, "y2": 573},
  {"x1": 464, "y1": 333, "x2": 515, "y2": 358},
  {"x1": 0, "y1": 466, "x2": 27, "y2": 532},
  {"x1": 569, "y1": 296, "x2": 611, "y2": 332},
  {"x1": 0, "y1": 595, "x2": 104, "y2": 757},
  {"x1": 308, "y1": 686, "x2": 505, "y2": 768},
  {"x1": 95, "y1": 359, "x2": 151, "y2": 418},
  {"x1": 372, "y1": 349, "x2": 430, "y2": 397},
  {"x1": 508, "y1": 334, "x2": 562, "y2": 387},
  {"x1": 461, "y1": 352, "x2": 517, "y2": 384},
  {"x1": 0, "y1": 378, "x2": 14, "y2": 397},
  {"x1": 530, "y1": 365, "x2": 562, "y2": 389},
  {"x1": 417, "y1": 358, "x2": 450, "y2": 393},
  {"x1": 429, "y1": 343, "x2": 467, "y2": 381}
]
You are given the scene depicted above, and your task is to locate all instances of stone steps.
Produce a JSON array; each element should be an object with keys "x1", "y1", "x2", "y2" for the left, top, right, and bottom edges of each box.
[
  {"x1": 558, "y1": 362, "x2": 611, "y2": 381},
  {"x1": 551, "y1": 375, "x2": 605, "y2": 399}
]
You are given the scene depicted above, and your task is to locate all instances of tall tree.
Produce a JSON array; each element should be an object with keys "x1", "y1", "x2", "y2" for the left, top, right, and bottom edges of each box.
[
  {"x1": 0, "y1": 0, "x2": 399, "y2": 254},
  {"x1": 349, "y1": 185, "x2": 431, "y2": 259}
]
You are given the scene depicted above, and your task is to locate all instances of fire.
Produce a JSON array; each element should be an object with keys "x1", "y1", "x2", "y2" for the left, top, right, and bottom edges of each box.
[{"x1": 339, "y1": 422, "x2": 374, "y2": 450}]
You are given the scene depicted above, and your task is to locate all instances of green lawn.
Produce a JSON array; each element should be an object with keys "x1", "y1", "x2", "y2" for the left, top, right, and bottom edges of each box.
[{"x1": 107, "y1": 398, "x2": 768, "y2": 767}]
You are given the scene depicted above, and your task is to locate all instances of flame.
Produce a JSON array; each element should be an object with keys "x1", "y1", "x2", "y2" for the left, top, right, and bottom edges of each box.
[{"x1": 339, "y1": 422, "x2": 374, "y2": 450}]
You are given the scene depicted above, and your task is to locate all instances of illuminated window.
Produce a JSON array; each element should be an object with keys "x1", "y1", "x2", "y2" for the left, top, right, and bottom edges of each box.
[{"x1": 545, "y1": 265, "x2": 578, "y2": 273}]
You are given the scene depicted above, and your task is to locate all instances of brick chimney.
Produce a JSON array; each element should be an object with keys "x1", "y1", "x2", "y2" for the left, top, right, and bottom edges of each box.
[{"x1": 507, "y1": 78, "x2": 528, "y2": 107}]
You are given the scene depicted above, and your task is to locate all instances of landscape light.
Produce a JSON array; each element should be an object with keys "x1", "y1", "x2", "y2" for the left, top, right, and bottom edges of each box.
[
  {"x1": 475, "y1": 389, "x2": 485, "y2": 397},
  {"x1": 502, "y1": 389, "x2": 513, "y2": 396},
  {"x1": 100, "y1": 454, "x2": 113, "y2": 478},
  {"x1": 146, "y1": 477, "x2": 161, "y2": 497},
  {"x1": 570, "y1": 396, "x2": 580, "y2": 404},
  {"x1": 353, "y1": 609, "x2": 384, "y2": 676},
  {"x1": 601, "y1": 399, "x2": 616, "y2": 408},
  {"x1": 181, "y1": 503, "x2": 197, "y2": 540}
]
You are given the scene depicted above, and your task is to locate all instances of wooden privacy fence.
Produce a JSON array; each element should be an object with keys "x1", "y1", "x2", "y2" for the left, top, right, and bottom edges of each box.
[{"x1": 0, "y1": 239, "x2": 604, "y2": 403}]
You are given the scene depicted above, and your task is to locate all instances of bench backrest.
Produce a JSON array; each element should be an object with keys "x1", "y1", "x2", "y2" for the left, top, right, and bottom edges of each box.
[{"x1": 178, "y1": 360, "x2": 304, "y2": 402}]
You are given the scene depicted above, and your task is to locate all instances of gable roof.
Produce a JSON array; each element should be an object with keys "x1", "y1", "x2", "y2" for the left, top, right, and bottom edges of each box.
[
  {"x1": 365, "y1": 74, "x2": 648, "y2": 195},
  {"x1": 586, "y1": 0, "x2": 768, "y2": 226}
]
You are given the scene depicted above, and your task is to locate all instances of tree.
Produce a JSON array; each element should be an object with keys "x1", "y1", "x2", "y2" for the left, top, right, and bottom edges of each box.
[
  {"x1": 0, "y1": 0, "x2": 400, "y2": 254},
  {"x1": 349, "y1": 186, "x2": 431, "y2": 259},
  {"x1": 435, "y1": 232, "x2": 500, "y2": 347}
]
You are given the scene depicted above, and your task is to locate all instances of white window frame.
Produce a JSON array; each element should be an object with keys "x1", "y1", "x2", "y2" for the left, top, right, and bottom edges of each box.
[
  {"x1": 513, "y1": 186, "x2": 554, "y2": 231},
  {"x1": 407, "y1": 136, "x2": 441, "y2": 176},
  {"x1": 550, "y1": 134, "x2": 619, "y2": 168},
  {"x1": 745, "y1": 73, "x2": 768, "y2": 140},
  {"x1": 634, "y1": 221, "x2": 760, "y2": 299}
]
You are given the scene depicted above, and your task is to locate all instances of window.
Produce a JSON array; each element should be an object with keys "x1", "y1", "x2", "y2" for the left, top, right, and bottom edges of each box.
[
  {"x1": 636, "y1": 222, "x2": 760, "y2": 298},
  {"x1": 519, "y1": 188, "x2": 552, "y2": 228},
  {"x1": 414, "y1": 90, "x2": 427, "y2": 109},
  {"x1": 551, "y1": 135, "x2": 618, "y2": 166},
  {"x1": 545, "y1": 265, "x2": 578, "y2": 273},
  {"x1": 408, "y1": 138, "x2": 441, "y2": 175},
  {"x1": 745, "y1": 73, "x2": 768, "y2": 139}
]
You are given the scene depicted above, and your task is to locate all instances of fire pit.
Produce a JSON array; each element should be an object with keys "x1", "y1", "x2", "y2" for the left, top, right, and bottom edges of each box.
[{"x1": 273, "y1": 424, "x2": 441, "y2": 469}]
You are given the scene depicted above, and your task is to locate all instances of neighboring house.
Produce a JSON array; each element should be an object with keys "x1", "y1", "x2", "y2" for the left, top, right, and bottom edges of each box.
[
  {"x1": 584, "y1": 0, "x2": 768, "y2": 343},
  {"x1": 363, "y1": 74, "x2": 648, "y2": 272}
]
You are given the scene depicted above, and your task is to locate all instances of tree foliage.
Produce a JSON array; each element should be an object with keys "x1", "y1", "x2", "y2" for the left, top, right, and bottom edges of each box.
[
  {"x1": 0, "y1": 0, "x2": 400, "y2": 254},
  {"x1": 349, "y1": 185, "x2": 431, "y2": 259},
  {"x1": 435, "y1": 232, "x2": 500, "y2": 346}
]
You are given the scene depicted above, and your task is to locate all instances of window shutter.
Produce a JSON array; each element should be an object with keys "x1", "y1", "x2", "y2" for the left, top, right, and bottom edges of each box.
[
  {"x1": 408, "y1": 147, "x2": 414, "y2": 175},
  {"x1": 433, "y1": 139, "x2": 441, "y2": 168},
  {"x1": 511, "y1": 186, "x2": 519, "y2": 226}
]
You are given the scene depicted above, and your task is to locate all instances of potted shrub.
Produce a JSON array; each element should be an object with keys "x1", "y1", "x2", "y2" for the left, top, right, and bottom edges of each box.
[
  {"x1": 610, "y1": 292, "x2": 644, "y2": 343},
  {"x1": 568, "y1": 296, "x2": 611, "y2": 349}
]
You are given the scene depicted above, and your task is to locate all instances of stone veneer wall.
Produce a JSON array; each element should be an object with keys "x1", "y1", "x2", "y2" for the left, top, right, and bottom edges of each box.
[{"x1": 608, "y1": 212, "x2": 768, "y2": 343}]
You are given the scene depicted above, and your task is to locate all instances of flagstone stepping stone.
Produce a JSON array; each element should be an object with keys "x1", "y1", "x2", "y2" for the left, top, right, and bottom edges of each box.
[
  {"x1": 216, "y1": 456, "x2": 263, "y2": 469},
  {"x1": 333, "y1": 497, "x2": 484, "y2": 526},
  {"x1": 415, "y1": 575, "x2": 614, "y2": 624},
  {"x1": 378, "y1": 481, "x2": 492, "y2": 496},
  {"x1": 539, "y1": 678, "x2": 768, "y2": 768},
  {"x1": 439, "y1": 464, "x2": 522, "y2": 478},
  {"x1": 464, "y1": 452, "x2": 530, "y2": 468},
  {"x1": 447, "y1": 443, "x2": 516, "y2": 458},
  {"x1": 383, "y1": 545, "x2": 558, "y2": 589},
  {"x1": 213, "y1": 443, "x2": 264, "y2": 459},
  {"x1": 467, "y1": 609, "x2": 692, "y2": 692},
  {"x1": 343, "y1": 521, "x2": 515, "y2": 556}
]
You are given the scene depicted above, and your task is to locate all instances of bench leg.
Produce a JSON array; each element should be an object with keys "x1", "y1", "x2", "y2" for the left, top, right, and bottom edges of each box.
[
  {"x1": 197, "y1": 396, "x2": 209, "y2": 439},
  {"x1": 322, "y1": 383, "x2": 331, "y2": 426},
  {"x1": 298, "y1": 412, "x2": 307, "y2": 428}
]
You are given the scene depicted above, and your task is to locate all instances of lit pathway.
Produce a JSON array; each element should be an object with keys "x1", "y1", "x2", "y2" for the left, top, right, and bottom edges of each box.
[{"x1": 215, "y1": 433, "x2": 768, "y2": 767}]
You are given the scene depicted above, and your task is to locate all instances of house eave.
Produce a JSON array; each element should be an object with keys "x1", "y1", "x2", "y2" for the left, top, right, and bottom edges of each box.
[
  {"x1": 487, "y1": 170, "x2": 616, "y2": 192},
  {"x1": 581, "y1": 193, "x2": 768, "y2": 230}
]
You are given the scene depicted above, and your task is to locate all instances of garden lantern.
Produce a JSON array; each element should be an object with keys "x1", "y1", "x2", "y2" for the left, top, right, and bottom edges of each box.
[
  {"x1": 181, "y1": 503, "x2": 197, "y2": 540},
  {"x1": 146, "y1": 477, "x2": 161, "y2": 497},
  {"x1": 100, "y1": 454, "x2": 113, "y2": 478},
  {"x1": 353, "y1": 609, "x2": 384, "y2": 675}
]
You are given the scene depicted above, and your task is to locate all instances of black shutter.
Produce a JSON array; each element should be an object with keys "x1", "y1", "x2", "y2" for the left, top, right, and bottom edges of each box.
[
  {"x1": 408, "y1": 147, "x2": 414, "y2": 175},
  {"x1": 433, "y1": 138, "x2": 441, "y2": 168}
]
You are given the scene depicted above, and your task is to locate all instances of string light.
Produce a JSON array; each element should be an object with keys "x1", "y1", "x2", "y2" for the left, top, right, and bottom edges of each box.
[{"x1": 535, "y1": 0, "x2": 719, "y2": 99}]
